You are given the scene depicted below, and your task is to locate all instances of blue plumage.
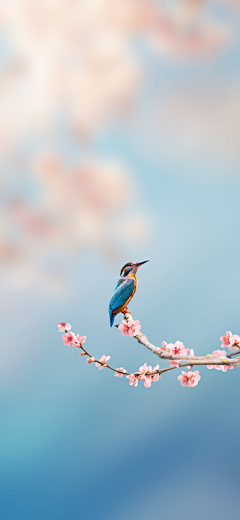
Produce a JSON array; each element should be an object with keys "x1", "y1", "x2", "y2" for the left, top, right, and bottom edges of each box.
[
  {"x1": 108, "y1": 260, "x2": 149, "y2": 327},
  {"x1": 109, "y1": 277, "x2": 135, "y2": 327}
]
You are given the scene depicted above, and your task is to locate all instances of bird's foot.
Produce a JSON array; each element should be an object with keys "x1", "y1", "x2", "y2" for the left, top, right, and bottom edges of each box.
[{"x1": 123, "y1": 308, "x2": 129, "y2": 314}]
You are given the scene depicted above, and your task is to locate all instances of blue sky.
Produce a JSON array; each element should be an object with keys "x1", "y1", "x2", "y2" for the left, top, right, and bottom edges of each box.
[{"x1": 1, "y1": 4, "x2": 240, "y2": 519}]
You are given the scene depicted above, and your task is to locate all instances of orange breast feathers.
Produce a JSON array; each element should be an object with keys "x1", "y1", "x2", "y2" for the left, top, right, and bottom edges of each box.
[{"x1": 116, "y1": 274, "x2": 137, "y2": 314}]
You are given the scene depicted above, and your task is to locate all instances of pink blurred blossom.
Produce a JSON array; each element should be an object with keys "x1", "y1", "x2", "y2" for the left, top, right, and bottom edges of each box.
[
  {"x1": 62, "y1": 331, "x2": 76, "y2": 347},
  {"x1": 178, "y1": 370, "x2": 201, "y2": 387},
  {"x1": 58, "y1": 322, "x2": 71, "y2": 332},
  {"x1": 95, "y1": 355, "x2": 110, "y2": 370},
  {"x1": 0, "y1": 0, "x2": 235, "y2": 303},
  {"x1": 119, "y1": 319, "x2": 141, "y2": 336},
  {"x1": 2, "y1": 155, "x2": 150, "y2": 297}
]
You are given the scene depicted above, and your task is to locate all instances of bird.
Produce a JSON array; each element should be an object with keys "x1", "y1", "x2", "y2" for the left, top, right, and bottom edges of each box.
[{"x1": 109, "y1": 260, "x2": 149, "y2": 327}]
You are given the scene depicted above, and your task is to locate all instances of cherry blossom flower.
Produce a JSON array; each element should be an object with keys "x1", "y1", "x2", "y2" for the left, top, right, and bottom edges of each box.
[
  {"x1": 170, "y1": 341, "x2": 189, "y2": 356},
  {"x1": 62, "y1": 331, "x2": 76, "y2": 347},
  {"x1": 170, "y1": 360, "x2": 180, "y2": 367},
  {"x1": 119, "y1": 319, "x2": 141, "y2": 337},
  {"x1": 220, "y1": 331, "x2": 232, "y2": 349},
  {"x1": 152, "y1": 364, "x2": 161, "y2": 382},
  {"x1": 115, "y1": 368, "x2": 126, "y2": 378},
  {"x1": 140, "y1": 364, "x2": 153, "y2": 388},
  {"x1": 76, "y1": 334, "x2": 87, "y2": 347},
  {"x1": 207, "y1": 350, "x2": 233, "y2": 372},
  {"x1": 138, "y1": 363, "x2": 149, "y2": 376},
  {"x1": 126, "y1": 373, "x2": 139, "y2": 387},
  {"x1": 221, "y1": 365, "x2": 233, "y2": 373},
  {"x1": 178, "y1": 370, "x2": 201, "y2": 387},
  {"x1": 87, "y1": 357, "x2": 96, "y2": 364},
  {"x1": 164, "y1": 340, "x2": 189, "y2": 356},
  {"x1": 58, "y1": 322, "x2": 71, "y2": 332},
  {"x1": 95, "y1": 355, "x2": 110, "y2": 370},
  {"x1": 143, "y1": 377, "x2": 152, "y2": 388},
  {"x1": 229, "y1": 334, "x2": 240, "y2": 350},
  {"x1": 137, "y1": 363, "x2": 161, "y2": 387}
]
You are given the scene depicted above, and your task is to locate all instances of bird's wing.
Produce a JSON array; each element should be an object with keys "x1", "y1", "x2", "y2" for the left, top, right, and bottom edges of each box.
[{"x1": 109, "y1": 277, "x2": 135, "y2": 312}]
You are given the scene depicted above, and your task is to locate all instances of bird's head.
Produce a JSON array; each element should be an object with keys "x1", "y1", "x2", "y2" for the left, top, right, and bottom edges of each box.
[{"x1": 120, "y1": 260, "x2": 149, "y2": 277}]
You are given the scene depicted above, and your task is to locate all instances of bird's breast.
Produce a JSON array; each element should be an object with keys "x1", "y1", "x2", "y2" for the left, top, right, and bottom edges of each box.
[{"x1": 128, "y1": 274, "x2": 137, "y2": 292}]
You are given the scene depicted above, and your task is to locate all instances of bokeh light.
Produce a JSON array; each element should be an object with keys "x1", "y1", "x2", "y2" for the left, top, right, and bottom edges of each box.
[{"x1": 1, "y1": 2, "x2": 240, "y2": 519}]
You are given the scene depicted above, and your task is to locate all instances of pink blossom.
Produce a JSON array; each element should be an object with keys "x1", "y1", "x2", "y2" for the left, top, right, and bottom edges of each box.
[
  {"x1": 138, "y1": 363, "x2": 150, "y2": 376},
  {"x1": 207, "y1": 350, "x2": 233, "y2": 372},
  {"x1": 170, "y1": 360, "x2": 180, "y2": 367},
  {"x1": 138, "y1": 363, "x2": 161, "y2": 387},
  {"x1": 143, "y1": 377, "x2": 152, "y2": 388},
  {"x1": 221, "y1": 365, "x2": 233, "y2": 372},
  {"x1": 220, "y1": 331, "x2": 232, "y2": 349},
  {"x1": 58, "y1": 322, "x2": 71, "y2": 332},
  {"x1": 151, "y1": 374, "x2": 160, "y2": 382},
  {"x1": 152, "y1": 364, "x2": 161, "y2": 382},
  {"x1": 127, "y1": 363, "x2": 161, "y2": 388},
  {"x1": 87, "y1": 357, "x2": 96, "y2": 364},
  {"x1": 119, "y1": 319, "x2": 141, "y2": 337},
  {"x1": 229, "y1": 335, "x2": 240, "y2": 350},
  {"x1": 76, "y1": 334, "x2": 87, "y2": 347},
  {"x1": 178, "y1": 370, "x2": 201, "y2": 387},
  {"x1": 126, "y1": 373, "x2": 139, "y2": 387},
  {"x1": 141, "y1": 364, "x2": 153, "y2": 388},
  {"x1": 115, "y1": 368, "x2": 126, "y2": 378},
  {"x1": 95, "y1": 355, "x2": 110, "y2": 370},
  {"x1": 164, "y1": 340, "x2": 189, "y2": 356},
  {"x1": 62, "y1": 331, "x2": 76, "y2": 347}
]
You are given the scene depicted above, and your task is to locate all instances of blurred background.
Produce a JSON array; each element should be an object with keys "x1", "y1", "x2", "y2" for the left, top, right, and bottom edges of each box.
[{"x1": 1, "y1": 1, "x2": 240, "y2": 519}]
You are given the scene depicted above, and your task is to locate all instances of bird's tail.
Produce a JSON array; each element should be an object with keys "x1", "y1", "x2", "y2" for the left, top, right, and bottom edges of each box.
[{"x1": 109, "y1": 310, "x2": 115, "y2": 327}]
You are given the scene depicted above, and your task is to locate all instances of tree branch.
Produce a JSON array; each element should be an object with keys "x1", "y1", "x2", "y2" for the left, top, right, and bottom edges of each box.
[
  {"x1": 59, "y1": 317, "x2": 240, "y2": 389},
  {"x1": 115, "y1": 310, "x2": 240, "y2": 368}
]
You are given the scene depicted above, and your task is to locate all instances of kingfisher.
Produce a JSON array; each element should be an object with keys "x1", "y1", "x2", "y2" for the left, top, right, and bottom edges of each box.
[{"x1": 109, "y1": 260, "x2": 149, "y2": 327}]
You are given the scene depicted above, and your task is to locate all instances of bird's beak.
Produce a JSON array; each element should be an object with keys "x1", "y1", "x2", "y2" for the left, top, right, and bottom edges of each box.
[{"x1": 135, "y1": 260, "x2": 149, "y2": 267}]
